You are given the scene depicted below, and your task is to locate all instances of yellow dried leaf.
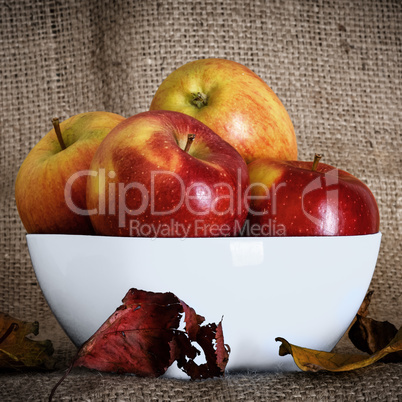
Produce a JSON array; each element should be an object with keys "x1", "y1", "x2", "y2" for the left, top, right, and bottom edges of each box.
[
  {"x1": 276, "y1": 325, "x2": 402, "y2": 372},
  {"x1": 0, "y1": 312, "x2": 55, "y2": 370}
]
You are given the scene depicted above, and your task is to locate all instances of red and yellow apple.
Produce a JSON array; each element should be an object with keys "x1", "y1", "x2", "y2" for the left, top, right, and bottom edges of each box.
[
  {"x1": 149, "y1": 58, "x2": 297, "y2": 164},
  {"x1": 15, "y1": 111, "x2": 125, "y2": 234},
  {"x1": 86, "y1": 110, "x2": 250, "y2": 237},
  {"x1": 245, "y1": 155, "x2": 380, "y2": 236}
]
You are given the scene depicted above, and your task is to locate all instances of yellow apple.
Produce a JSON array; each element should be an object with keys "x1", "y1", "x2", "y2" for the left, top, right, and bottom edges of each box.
[
  {"x1": 15, "y1": 111, "x2": 125, "y2": 234},
  {"x1": 150, "y1": 58, "x2": 297, "y2": 163}
]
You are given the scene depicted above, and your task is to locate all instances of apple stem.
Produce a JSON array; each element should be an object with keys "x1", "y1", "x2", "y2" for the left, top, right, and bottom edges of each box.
[
  {"x1": 184, "y1": 134, "x2": 196, "y2": 153},
  {"x1": 52, "y1": 117, "x2": 67, "y2": 150},
  {"x1": 191, "y1": 92, "x2": 208, "y2": 109},
  {"x1": 312, "y1": 153, "x2": 323, "y2": 171}
]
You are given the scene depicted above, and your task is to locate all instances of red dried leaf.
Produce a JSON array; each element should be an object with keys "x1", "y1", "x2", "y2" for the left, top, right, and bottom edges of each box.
[
  {"x1": 180, "y1": 299, "x2": 205, "y2": 340},
  {"x1": 73, "y1": 289, "x2": 182, "y2": 377},
  {"x1": 51, "y1": 288, "x2": 229, "y2": 400},
  {"x1": 216, "y1": 321, "x2": 230, "y2": 371},
  {"x1": 174, "y1": 315, "x2": 230, "y2": 380}
]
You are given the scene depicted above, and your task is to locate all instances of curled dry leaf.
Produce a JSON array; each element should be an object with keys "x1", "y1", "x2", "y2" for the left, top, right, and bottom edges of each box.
[
  {"x1": 0, "y1": 312, "x2": 55, "y2": 370},
  {"x1": 72, "y1": 288, "x2": 229, "y2": 378},
  {"x1": 74, "y1": 289, "x2": 181, "y2": 377},
  {"x1": 276, "y1": 291, "x2": 402, "y2": 372},
  {"x1": 349, "y1": 316, "x2": 399, "y2": 356},
  {"x1": 349, "y1": 292, "x2": 402, "y2": 363},
  {"x1": 276, "y1": 326, "x2": 402, "y2": 372},
  {"x1": 172, "y1": 299, "x2": 229, "y2": 379},
  {"x1": 50, "y1": 288, "x2": 230, "y2": 400}
]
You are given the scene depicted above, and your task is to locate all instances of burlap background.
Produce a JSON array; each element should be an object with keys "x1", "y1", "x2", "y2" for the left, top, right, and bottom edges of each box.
[{"x1": 1, "y1": 0, "x2": 401, "y2": 400}]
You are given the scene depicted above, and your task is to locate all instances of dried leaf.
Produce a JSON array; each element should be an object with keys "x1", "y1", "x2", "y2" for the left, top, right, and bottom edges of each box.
[
  {"x1": 215, "y1": 321, "x2": 230, "y2": 371},
  {"x1": 276, "y1": 325, "x2": 402, "y2": 372},
  {"x1": 73, "y1": 289, "x2": 181, "y2": 377},
  {"x1": 346, "y1": 290, "x2": 374, "y2": 334},
  {"x1": 72, "y1": 288, "x2": 229, "y2": 379},
  {"x1": 348, "y1": 294, "x2": 402, "y2": 363},
  {"x1": 356, "y1": 290, "x2": 374, "y2": 317},
  {"x1": 349, "y1": 315, "x2": 398, "y2": 356},
  {"x1": 0, "y1": 312, "x2": 55, "y2": 370},
  {"x1": 174, "y1": 319, "x2": 230, "y2": 380},
  {"x1": 50, "y1": 289, "x2": 229, "y2": 399},
  {"x1": 180, "y1": 299, "x2": 205, "y2": 340},
  {"x1": 277, "y1": 290, "x2": 402, "y2": 372}
]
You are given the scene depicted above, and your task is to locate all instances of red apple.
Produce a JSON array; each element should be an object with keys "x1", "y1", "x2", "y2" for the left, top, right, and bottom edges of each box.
[
  {"x1": 149, "y1": 58, "x2": 297, "y2": 164},
  {"x1": 15, "y1": 111, "x2": 125, "y2": 234},
  {"x1": 245, "y1": 155, "x2": 380, "y2": 236},
  {"x1": 86, "y1": 110, "x2": 250, "y2": 237}
]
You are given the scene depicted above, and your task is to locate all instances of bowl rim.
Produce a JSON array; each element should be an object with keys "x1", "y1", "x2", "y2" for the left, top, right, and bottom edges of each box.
[{"x1": 26, "y1": 232, "x2": 382, "y2": 240}]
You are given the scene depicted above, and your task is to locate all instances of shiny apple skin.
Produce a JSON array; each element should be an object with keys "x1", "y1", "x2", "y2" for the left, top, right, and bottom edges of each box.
[
  {"x1": 246, "y1": 159, "x2": 380, "y2": 236},
  {"x1": 150, "y1": 58, "x2": 297, "y2": 164},
  {"x1": 15, "y1": 112, "x2": 125, "y2": 234},
  {"x1": 87, "y1": 110, "x2": 250, "y2": 237}
]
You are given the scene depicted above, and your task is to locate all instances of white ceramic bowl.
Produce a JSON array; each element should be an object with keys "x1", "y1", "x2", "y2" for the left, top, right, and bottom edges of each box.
[{"x1": 27, "y1": 233, "x2": 381, "y2": 374}]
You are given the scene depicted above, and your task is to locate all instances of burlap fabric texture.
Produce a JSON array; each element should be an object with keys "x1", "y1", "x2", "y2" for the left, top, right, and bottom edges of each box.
[{"x1": 1, "y1": 0, "x2": 401, "y2": 400}]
